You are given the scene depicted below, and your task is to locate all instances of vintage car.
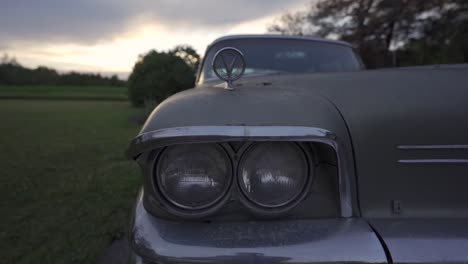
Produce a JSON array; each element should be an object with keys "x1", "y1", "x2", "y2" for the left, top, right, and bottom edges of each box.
[{"x1": 126, "y1": 34, "x2": 468, "y2": 264}]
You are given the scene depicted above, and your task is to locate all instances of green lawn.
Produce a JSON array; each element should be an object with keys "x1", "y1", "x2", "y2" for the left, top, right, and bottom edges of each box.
[
  {"x1": 0, "y1": 100, "x2": 143, "y2": 264},
  {"x1": 0, "y1": 85, "x2": 128, "y2": 101}
]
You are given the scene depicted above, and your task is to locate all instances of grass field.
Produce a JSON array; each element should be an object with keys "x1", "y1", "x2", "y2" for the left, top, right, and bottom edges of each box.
[
  {"x1": 0, "y1": 99, "x2": 143, "y2": 263},
  {"x1": 0, "y1": 85, "x2": 128, "y2": 101}
]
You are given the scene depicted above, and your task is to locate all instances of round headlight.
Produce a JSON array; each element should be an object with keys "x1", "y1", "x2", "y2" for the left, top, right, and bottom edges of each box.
[
  {"x1": 238, "y1": 142, "x2": 309, "y2": 208},
  {"x1": 156, "y1": 144, "x2": 232, "y2": 210}
]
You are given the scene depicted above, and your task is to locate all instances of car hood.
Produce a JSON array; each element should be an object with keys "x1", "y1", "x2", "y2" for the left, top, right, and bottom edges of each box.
[{"x1": 140, "y1": 79, "x2": 348, "y2": 134}]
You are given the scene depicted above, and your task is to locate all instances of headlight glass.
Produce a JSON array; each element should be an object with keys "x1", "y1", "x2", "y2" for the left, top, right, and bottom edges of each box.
[
  {"x1": 238, "y1": 142, "x2": 308, "y2": 208},
  {"x1": 156, "y1": 144, "x2": 232, "y2": 210}
]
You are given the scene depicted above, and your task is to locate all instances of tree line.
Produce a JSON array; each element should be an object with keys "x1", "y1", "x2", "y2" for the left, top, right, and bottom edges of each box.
[
  {"x1": 268, "y1": 0, "x2": 468, "y2": 68},
  {"x1": 4, "y1": 1, "x2": 467, "y2": 107},
  {"x1": 0, "y1": 54, "x2": 126, "y2": 86}
]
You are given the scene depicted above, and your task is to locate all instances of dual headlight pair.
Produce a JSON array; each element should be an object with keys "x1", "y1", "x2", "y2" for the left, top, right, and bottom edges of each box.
[{"x1": 153, "y1": 142, "x2": 312, "y2": 216}]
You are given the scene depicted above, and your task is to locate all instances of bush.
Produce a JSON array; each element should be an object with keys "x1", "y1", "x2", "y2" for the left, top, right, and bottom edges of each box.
[{"x1": 127, "y1": 50, "x2": 196, "y2": 107}]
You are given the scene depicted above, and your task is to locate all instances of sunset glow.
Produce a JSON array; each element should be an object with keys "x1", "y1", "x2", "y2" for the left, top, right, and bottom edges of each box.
[{"x1": 1, "y1": 1, "x2": 309, "y2": 78}]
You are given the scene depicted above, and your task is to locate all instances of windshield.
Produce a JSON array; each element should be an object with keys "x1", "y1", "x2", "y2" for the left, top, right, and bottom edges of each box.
[{"x1": 199, "y1": 38, "x2": 362, "y2": 83}]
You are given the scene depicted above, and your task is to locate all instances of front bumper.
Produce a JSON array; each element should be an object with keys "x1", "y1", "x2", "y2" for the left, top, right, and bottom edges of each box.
[{"x1": 128, "y1": 192, "x2": 387, "y2": 264}]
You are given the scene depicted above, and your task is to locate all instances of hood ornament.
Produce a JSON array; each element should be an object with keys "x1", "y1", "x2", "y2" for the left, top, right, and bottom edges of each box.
[{"x1": 212, "y1": 47, "x2": 246, "y2": 90}]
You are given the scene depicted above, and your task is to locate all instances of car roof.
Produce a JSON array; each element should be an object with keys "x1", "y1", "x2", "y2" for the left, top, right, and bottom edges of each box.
[{"x1": 208, "y1": 34, "x2": 353, "y2": 48}]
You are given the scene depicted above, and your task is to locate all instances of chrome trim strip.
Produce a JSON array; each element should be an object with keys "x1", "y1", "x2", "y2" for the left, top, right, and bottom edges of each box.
[
  {"x1": 397, "y1": 144, "x2": 468, "y2": 150},
  {"x1": 398, "y1": 159, "x2": 468, "y2": 164},
  {"x1": 127, "y1": 125, "x2": 354, "y2": 217},
  {"x1": 142, "y1": 126, "x2": 330, "y2": 141}
]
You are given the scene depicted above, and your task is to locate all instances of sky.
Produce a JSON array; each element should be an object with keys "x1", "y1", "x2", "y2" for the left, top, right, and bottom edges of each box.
[{"x1": 0, "y1": 0, "x2": 310, "y2": 78}]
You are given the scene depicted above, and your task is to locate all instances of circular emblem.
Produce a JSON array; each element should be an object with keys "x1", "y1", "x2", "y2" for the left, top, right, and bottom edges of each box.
[{"x1": 212, "y1": 47, "x2": 246, "y2": 83}]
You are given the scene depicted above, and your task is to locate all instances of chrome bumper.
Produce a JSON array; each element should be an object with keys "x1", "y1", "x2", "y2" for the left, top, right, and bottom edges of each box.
[{"x1": 128, "y1": 192, "x2": 387, "y2": 264}]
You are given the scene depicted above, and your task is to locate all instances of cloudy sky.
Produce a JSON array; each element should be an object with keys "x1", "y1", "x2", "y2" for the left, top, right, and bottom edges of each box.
[{"x1": 0, "y1": 0, "x2": 310, "y2": 77}]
